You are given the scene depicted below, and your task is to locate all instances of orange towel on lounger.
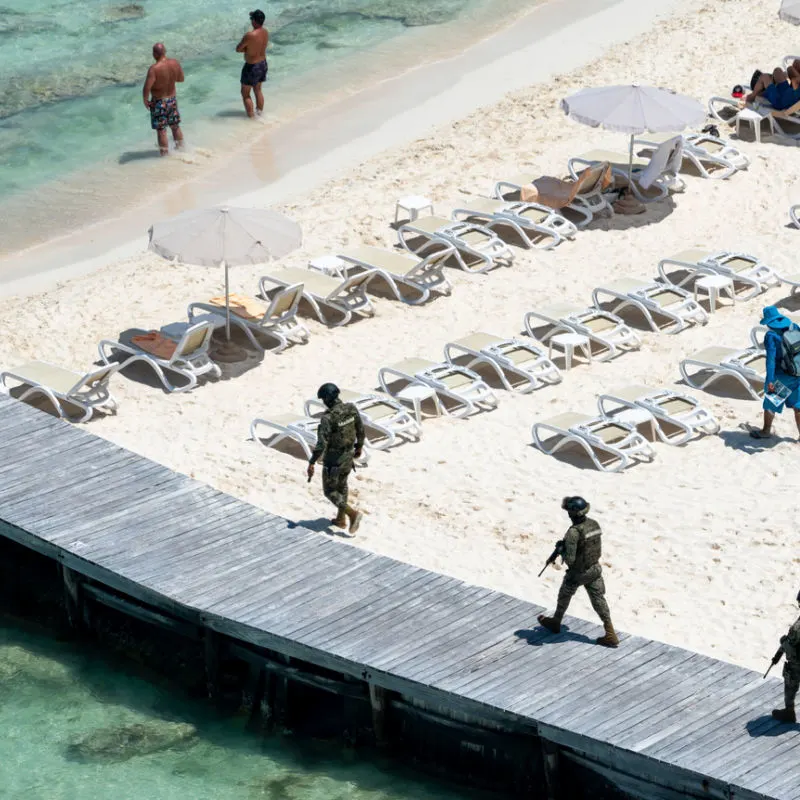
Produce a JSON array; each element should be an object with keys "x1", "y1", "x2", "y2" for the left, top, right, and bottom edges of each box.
[
  {"x1": 209, "y1": 293, "x2": 263, "y2": 321},
  {"x1": 131, "y1": 331, "x2": 177, "y2": 359},
  {"x1": 520, "y1": 162, "x2": 612, "y2": 208}
]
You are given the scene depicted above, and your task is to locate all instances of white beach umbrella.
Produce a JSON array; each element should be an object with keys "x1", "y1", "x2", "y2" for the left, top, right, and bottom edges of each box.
[
  {"x1": 148, "y1": 206, "x2": 302, "y2": 341},
  {"x1": 780, "y1": 0, "x2": 800, "y2": 24},
  {"x1": 560, "y1": 84, "x2": 706, "y2": 187}
]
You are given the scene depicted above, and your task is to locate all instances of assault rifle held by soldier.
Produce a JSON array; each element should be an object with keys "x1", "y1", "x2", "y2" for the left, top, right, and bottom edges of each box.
[
  {"x1": 538, "y1": 540, "x2": 565, "y2": 578},
  {"x1": 764, "y1": 647, "x2": 784, "y2": 679}
]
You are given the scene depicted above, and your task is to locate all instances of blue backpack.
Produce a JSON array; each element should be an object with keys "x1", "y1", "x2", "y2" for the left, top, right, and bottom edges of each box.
[{"x1": 780, "y1": 328, "x2": 800, "y2": 377}]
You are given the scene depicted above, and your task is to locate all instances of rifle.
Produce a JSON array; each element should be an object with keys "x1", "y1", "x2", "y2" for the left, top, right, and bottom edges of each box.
[
  {"x1": 538, "y1": 540, "x2": 565, "y2": 578},
  {"x1": 764, "y1": 646, "x2": 784, "y2": 678}
]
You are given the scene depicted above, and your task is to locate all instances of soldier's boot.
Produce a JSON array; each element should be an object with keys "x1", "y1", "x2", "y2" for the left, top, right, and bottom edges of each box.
[
  {"x1": 596, "y1": 623, "x2": 619, "y2": 648},
  {"x1": 537, "y1": 615, "x2": 561, "y2": 634},
  {"x1": 771, "y1": 707, "x2": 797, "y2": 724},
  {"x1": 331, "y1": 508, "x2": 348, "y2": 528},
  {"x1": 346, "y1": 505, "x2": 363, "y2": 534}
]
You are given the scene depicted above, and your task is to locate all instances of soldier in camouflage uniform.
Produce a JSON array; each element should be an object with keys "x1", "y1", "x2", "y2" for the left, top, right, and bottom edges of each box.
[
  {"x1": 537, "y1": 496, "x2": 619, "y2": 648},
  {"x1": 306, "y1": 383, "x2": 365, "y2": 533},
  {"x1": 772, "y1": 589, "x2": 800, "y2": 723}
]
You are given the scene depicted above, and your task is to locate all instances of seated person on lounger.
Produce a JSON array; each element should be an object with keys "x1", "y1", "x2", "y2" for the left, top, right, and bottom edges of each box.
[{"x1": 747, "y1": 63, "x2": 800, "y2": 109}]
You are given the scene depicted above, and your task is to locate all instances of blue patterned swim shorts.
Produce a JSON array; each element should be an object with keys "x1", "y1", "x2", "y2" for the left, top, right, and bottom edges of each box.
[{"x1": 150, "y1": 96, "x2": 181, "y2": 131}]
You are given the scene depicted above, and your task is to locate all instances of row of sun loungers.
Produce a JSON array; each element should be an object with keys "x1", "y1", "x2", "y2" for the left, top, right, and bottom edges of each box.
[
  {"x1": 0, "y1": 242, "x2": 785, "y2": 422},
  {"x1": 532, "y1": 386, "x2": 721, "y2": 472}
]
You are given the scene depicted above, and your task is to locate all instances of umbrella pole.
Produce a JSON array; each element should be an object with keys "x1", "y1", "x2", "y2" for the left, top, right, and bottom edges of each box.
[
  {"x1": 224, "y1": 260, "x2": 231, "y2": 341},
  {"x1": 627, "y1": 133, "x2": 635, "y2": 191}
]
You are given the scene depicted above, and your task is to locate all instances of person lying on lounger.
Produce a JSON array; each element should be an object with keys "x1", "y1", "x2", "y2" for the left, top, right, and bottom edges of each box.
[{"x1": 746, "y1": 62, "x2": 800, "y2": 110}]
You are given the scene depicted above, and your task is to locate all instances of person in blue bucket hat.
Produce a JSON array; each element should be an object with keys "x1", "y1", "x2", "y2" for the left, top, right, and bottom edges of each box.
[{"x1": 750, "y1": 306, "x2": 800, "y2": 439}]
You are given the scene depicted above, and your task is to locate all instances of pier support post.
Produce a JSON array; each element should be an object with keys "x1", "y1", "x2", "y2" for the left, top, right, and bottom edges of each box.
[
  {"x1": 204, "y1": 629, "x2": 221, "y2": 700},
  {"x1": 540, "y1": 738, "x2": 561, "y2": 800},
  {"x1": 369, "y1": 684, "x2": 388, "y2": 747},
  {"x1": 60, "y1": 565, "x2": 84, "y2": 631}
]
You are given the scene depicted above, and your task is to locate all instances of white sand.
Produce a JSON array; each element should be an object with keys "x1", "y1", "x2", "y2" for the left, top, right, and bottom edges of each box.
[{"x1": 2, "y1": 0, "x2": 800, "y2": 673}]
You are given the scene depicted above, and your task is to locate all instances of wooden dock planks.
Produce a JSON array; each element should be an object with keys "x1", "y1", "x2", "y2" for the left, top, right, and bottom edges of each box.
[{"x1": 0, "y1": 394, "x2": 796, "y2": 800}]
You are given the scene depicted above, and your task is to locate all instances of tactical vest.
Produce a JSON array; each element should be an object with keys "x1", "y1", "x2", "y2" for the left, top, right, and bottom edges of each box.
[
  {"x1": 322, "y1": 401, "x2": 359, "y2": 464},
  {"x1": 573, "y1": 517, "x2": 602, "y2": 573},
  {"x1": 785, "y1": 618, "x2": 800, "y2": 664}
]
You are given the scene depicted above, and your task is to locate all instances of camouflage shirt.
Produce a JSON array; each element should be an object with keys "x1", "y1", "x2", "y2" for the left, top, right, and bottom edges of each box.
[
  {"x1": 781, "y1": 615, "x2": 800, "y2": 665},
  {"x1": 562, "y1": 517, "x2": 602, "y2": 574},
  {"x1": 309, "y1": 400, "x2": 365, "y2": 467}
]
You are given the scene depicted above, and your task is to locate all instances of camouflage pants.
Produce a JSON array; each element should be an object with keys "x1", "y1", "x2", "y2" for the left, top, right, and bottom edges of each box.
[
  {"x1": 784, "y1": 662, "x2": 800, "y2": 709},
  {"x1": 322, "y1": 462, "x2": 352, "y2": 511},
  {"x1": 555, "y1": 563, "x2": 612, "y2": 627}
]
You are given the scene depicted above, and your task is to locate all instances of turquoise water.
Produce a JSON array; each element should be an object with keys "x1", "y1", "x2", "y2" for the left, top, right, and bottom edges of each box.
[
  {"x1": 0, "y1": 616, "x2": 493, "y2": 800},
  {"x1": 0, "y1": 0, "x2": 485, "y2": 198}
]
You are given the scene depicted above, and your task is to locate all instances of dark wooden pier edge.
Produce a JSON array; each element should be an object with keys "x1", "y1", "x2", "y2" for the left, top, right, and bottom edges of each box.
[{"x1": 0, "y1": 393, "x2": 798, "y2": 800}]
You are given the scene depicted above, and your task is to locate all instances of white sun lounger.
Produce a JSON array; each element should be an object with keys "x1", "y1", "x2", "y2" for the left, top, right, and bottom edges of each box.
[
  {"x1": 707, "y1": 95, "x2": 800, "y2": 138},
  {"x1": 657, "y1": 247, "x2": 780, "y2": 299},
  {"x1": 493, "y1": 162, "x2": 614, "y2": 228},
  {"x1": 98, "y1": 320, "x2": 220, "y2": 393},
  {"x1": 259, "y1": 267, "x2": 375, "y2": 326},
  {"x1": 443, "y1": 332, "x2": 561, "y2": 393},
  {"x1": 337, "y1": 245, "x2": 453, "y2": 304},
  {"x1": 679, "y1": 345, "x2": 766, "y2": 400},
  {"x1": 250, "y1": 412, "x2": 369, "y2": 464},
  {"x1": 635, "y1": 131, "x2": 747, "y2": 179},
  {"x1": 0, "y1": 361, "x2": 119, "y2": 422},
  {"x1": 597, "y1": 384, "x2": 720, "y2": 446},
  {"x1": 397, "y1": 215, "x2": 513, "y2": 274},
  {"x1": 378, "y1": 357, "x2": 498, "y2": 418},
  {"x1": 187, "y1": 283, "x2": 309, "y2": 352},
  {"x1": 450, "y1": 197, "x2": 576, "y2": 249},
  {"x1": 568, "y1": 139, "x2": 680, "y2": 201},
  {"x1": 532, "y1": 411, "x2": 655, "y2": 473},
  {"x1": 592, "y1": 277, "x2": 708, "y2": 334},
  {"x1": 523, "y1": 303, "x2": 641, "y2": 361},
  {"x1": 304, "y1": 388, "x2": 422, "y2": 449}
]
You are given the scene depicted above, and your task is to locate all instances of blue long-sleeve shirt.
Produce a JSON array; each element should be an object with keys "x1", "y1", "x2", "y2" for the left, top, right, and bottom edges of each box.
[{"x1": 765, "y1": 323, "x2": 799, "y2": 385}]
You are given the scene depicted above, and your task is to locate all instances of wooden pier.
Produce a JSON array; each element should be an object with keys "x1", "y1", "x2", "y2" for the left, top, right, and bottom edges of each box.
[{"x1": 0, "y1": 393, "x2": 798, "y2": 799}]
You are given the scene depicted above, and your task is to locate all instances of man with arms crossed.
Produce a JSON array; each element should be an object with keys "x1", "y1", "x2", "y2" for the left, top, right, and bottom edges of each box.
[
  {"x1": 236, "y1": 10, "x2": 269, "y2": 118},
  {"x1": 143, "y1": 43, "x2": 184, "y2": 156}
]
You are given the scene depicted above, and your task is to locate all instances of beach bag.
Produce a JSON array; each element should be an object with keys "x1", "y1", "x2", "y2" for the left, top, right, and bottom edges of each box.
[{"x1": 780, "y1": 329, "x2": 800, "y2": 377}]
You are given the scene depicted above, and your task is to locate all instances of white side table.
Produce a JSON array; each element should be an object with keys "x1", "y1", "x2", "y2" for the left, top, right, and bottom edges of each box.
[
  {"x1": 395, "y1": 195, "x2": 434, "y2": 224},
  {"x1": 735, "y1": 107, "x2": 772, "y2": 143},
  {"x1": 548, "y1": 332, "x2": 592, "y2": 370},
  {"x1": 308, "y1": 254, "x2": 347, "y2": 279},
  {"x1": 695, "y1": 274, "x2": 735, "y2": 312},
  {"x1": 395, "y1": 384, "x2": 440, "y2": 424}
]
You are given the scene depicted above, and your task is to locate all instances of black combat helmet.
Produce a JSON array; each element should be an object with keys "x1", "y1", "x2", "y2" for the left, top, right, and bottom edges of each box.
[
  {"x1": 562, "y1": 496, "x2": 590, "y2": 517},
  {"x1": 317, "y1": 382, "x2": 340, "y2": 407}
]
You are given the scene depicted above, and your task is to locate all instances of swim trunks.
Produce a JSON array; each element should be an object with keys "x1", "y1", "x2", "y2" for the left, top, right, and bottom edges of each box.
[
  {"x1": 150, "y1": 96, "x2": 180, "y2": 131},
  {"x1": 764, "y1": 81, "x2": 800, "y2": 111},
  {"x1": 241, "y1": 60, "x2": 268, "y2": 86}
]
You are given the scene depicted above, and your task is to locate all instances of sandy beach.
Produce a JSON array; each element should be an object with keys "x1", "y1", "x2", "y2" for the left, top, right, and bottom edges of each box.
[{"x1": 2, "y1": 0, "x2": 800, "y2": 677}]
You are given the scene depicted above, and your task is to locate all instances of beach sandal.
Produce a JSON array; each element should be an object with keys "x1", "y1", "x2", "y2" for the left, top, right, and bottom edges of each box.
[{"x1": 748, "y1": 429, "x2": 773, "y2": 439}]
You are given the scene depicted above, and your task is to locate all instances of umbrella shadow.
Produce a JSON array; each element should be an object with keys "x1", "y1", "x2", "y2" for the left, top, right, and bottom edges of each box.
[{"x1": 591, "y1": 193, "x2": 676, "y2": 231}]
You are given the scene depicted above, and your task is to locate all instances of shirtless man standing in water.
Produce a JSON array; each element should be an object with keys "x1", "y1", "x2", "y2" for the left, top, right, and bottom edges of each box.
[
  {"x1": 236, "y1": 10, "x2": 269, "y2": 118},
  {"x1": 142, "y1": 43, "x2": 184, "y2": 155}
]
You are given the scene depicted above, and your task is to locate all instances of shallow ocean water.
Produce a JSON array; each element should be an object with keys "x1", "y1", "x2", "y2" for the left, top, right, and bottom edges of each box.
[
  {"x1": 0, "y1": 617, "x2": 493, "y2": 800},
  {"x1": 0, "y1": 0, "x2": 511, "y2": 199}
]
